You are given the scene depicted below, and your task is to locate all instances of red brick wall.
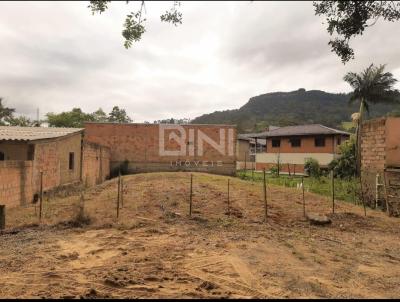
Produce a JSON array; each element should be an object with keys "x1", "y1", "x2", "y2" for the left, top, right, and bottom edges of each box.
[
  {"x1": 84, "y1": 123, "x2": 237, "y2": 175},
  {"x1": 32, "y1": 133, "x2": 83, "y2": 192},
  {"x1": 236, "y1": 161, "x2": 256, "y2": 170},
  {"x1": 0, "y1": 142, "x2": 29, "y2": 160},
  {"x1": 385, "y1": 117, "x2": 400, "y2": 168},
  {"x1": 265, "y1": 135, "x2": 348, "y2": 154},
  {"x1": 0, "y1": 161, "x2": 33, "y2": 208},
  {"x1": 82, "y1": 142, "x2": 111, "y2": 187}
]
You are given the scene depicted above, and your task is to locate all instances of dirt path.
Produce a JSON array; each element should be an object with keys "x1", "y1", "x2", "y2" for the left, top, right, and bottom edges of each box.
[{"x1": 1, "y1": 172, "x2": 400, "y2": 298}]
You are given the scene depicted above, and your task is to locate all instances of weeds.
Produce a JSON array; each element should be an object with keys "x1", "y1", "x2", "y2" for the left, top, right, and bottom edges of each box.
[{"x1": 237, "y1": 170, "x2": 360, "y2": 204}]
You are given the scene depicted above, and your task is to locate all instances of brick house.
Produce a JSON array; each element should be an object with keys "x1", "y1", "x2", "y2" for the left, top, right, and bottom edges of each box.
[
  {"x1": 0, "y1": 126, "x2": 110, "y2": 208},
  {"x1": 250, "y1": 124, "x2": 350, "y2": 174},
  {"x1": 360, "y1": 117, "x2": 400, "y2": 215},
  {"x1": 84, "y1": 122, "x2": 237, "y2": 175}
]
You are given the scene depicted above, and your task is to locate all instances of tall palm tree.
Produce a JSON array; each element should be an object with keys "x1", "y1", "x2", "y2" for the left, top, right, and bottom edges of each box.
[{"x1": 344, "y1": 64, "x2": 400, "y2": 175}]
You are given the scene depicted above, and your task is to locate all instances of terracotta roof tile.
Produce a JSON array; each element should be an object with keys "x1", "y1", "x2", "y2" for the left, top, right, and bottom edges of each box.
[{"x1": 250, "y1": 124, "x2": 350, "y2": 138}]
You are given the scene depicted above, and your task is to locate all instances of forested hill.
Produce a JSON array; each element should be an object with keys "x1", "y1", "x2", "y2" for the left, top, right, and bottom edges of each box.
[{"x1": 191, "y1": 88, "x2": 399, "y2": 133}]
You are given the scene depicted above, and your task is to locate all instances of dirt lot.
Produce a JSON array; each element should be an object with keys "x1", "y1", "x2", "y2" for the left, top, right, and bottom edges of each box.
[{"x1": 1, "y1": 172, "x2": 400, "y2": 298}]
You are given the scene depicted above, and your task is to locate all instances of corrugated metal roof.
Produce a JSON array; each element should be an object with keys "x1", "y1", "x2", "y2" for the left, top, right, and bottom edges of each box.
[
  {"x1": 0, "y1": 126, "x2": 84, "y2": 141},
  {"x1": 237, "y1": 134, "x2": 266, "y2": 145},
  {"x1": 250, "y1": 124, "x2": 350, "y2": 138}
]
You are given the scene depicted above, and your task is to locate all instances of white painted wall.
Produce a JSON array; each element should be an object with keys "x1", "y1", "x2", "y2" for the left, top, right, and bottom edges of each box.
[{"x1": 256, "y1": 153, "x2": 338, "y2": 166}]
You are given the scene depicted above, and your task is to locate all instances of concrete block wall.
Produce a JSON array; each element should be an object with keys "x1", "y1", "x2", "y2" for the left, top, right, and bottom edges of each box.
[
  {"x1": 361, "y1": 117, "x2": 386, "y2": 173},
  {"x1": 0, "y1": 161, "x2": 33, "y2": 208},
  {"x1": 360, "y1": 118, "x2": 387, "y2": 207}
]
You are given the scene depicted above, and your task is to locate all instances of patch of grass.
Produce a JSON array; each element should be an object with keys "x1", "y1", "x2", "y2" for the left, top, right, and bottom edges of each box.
[{"x1": 237, "y1": 171, "x2": 360, "y2": 204}]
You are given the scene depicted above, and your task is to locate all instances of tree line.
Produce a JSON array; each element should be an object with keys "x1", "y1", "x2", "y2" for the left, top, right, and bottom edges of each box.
[
  {"x1": 0, "y1": 103, "x2": 133, "y2": 128},
  {"x1": 0, "y1": 101, "x2": 192, "y2": 128}
]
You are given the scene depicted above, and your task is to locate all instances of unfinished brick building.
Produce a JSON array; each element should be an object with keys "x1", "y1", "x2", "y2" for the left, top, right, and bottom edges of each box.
[
  {"x1": 0, "y1": 127, "x2": 110, "y2": 208},
  {"x1": 84, "y1": 122, "x2": 237, "y2": 176},
  {"x1": 361, "y1": 117, "x2": 400, "y2": 216}
]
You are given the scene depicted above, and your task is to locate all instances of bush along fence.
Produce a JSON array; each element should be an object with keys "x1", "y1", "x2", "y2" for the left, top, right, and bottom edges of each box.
[{"x1": 237, "y1": 168, "x2": 367, "y2": 216}]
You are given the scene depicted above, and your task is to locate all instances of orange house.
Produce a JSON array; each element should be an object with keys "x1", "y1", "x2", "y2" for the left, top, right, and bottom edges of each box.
[{"x1": 251, "y1": 124, "x2": 350, "y2": 174}]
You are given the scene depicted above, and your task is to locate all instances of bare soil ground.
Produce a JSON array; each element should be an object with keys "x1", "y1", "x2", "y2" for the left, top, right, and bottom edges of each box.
[{"x1": 1, "y1": 172, "x2": 400, "y2": 298}]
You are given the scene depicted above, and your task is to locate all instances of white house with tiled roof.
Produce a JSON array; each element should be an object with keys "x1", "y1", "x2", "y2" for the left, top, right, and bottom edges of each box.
[{"x1": 250, "y1": 124, "x2": 351, "y2": 174}]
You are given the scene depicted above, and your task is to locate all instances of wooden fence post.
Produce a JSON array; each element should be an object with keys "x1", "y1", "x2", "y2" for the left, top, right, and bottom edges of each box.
[
  {"x1": 244, "y1": 151, "x2": 247, "y2": 177},
  {"x1": 79, "y1": 192, "x2": 85, "y2": 217},
  {"x1": 353, "y1": 176, "x2": 358, "y2": 205},
  {"x1": 227, "y1": 179, "x2": 230, "y2": 216},
  {"x1": 39, "y1": 171, "x2": 43, "y2": 222},
  {"x1": 383, "y1": 170, "x2": 390, "y2": 216},
  {"x1": 0, "y1": 205, "x2": 5, "y2": 230},
  {"x1": 189, "y1": 174, "x2": 193, "y2": 217},
  {"x1": 331, "y1": 171, "x2": 335, "y2": 214},
  {"x1": 120, "y1": 176, "x2": 124, "y2": 208},
  {"x1": 360, "y1": 174, "x2": 367, "y2": 216},
  {"x1": 117, "y1": 172, "x2": 121, "y2": 218},
  {"x1": 263, "y1": 168, "x2": 268, "y2": 222},
  {"x1": 302, "y1": 176, "x2": 306, "y2": 218},
  {"x1": 252, "y1": 167, "x2": 254, "y2": 182}
]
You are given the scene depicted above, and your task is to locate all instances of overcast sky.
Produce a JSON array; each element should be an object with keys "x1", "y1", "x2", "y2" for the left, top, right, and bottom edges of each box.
[{"x1": 1, "y1": 1, "x2": 400, "y2": 122}]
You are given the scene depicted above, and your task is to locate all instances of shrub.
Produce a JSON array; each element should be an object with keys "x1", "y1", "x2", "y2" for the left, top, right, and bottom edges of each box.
[
  {"x1": 69, "y1": 202, "x2": 91, "y2": 227},
  {"x1": 328, "y1": 137, "x2": 356, "y2": 179},
  {"x1": 304, "y1": 158, "x2": 321, "y2": 178},
  {"x1": 110, "y1": 160, "x2": 130, "y2": 178},
  {"x1": 270, "y1": 166, "x2": 279, "y2": 177}
]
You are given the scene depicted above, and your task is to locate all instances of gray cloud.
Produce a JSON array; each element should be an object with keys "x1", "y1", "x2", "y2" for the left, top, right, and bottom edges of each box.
[{"x1": 1, "y1": 1, "x2": 400, "y2": 122}]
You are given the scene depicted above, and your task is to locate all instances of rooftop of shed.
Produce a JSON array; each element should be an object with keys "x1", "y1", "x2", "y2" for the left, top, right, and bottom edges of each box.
[{"x1": 0, "y1": 126, "x2": 83, "y2": 142}]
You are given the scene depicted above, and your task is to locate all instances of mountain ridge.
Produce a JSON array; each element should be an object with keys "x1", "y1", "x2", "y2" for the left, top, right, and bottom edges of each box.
[{"x1": 191, "y1": 88, "x2": 399, "y2": 133}]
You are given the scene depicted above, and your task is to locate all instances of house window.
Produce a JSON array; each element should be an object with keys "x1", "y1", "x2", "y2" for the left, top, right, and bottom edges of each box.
[
  {"x1": 27, "y1": 145, "x2": 35, "y2": 160},
  {"x1": 69, "y1": 152, "x2": 75, "y2": 170},
  {"x1": 272, "y1": 139, "x2": 281, "y2": 148},
  {"x1": 337, "y1": 137, "x2": 342, "y2": 145},
  {"x1": 315, "y1": 137, "x2": 326, "y2": 147},
  {"x1": 290, "y1": 138, "x2": 301, "y2": 148},
  {"x1": 0, "y1": 151, "x2": 4, "y2": 161}
]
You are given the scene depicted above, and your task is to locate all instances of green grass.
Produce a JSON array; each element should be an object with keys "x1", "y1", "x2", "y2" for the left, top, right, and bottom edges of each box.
[{"x1": 236, "y1": 170, "x2": 360, "y2": 204}]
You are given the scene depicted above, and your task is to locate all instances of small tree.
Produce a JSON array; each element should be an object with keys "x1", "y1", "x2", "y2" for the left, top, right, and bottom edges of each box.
[
  {"x1": 46, "y1": 108, "x2": 95, "y2": 128},
  {"x1": 8, "y1": 116, "x2": 37, "y2": 127},
  {"x1": 328, "y1": 137, "x2": 357, "y2": 179},
  {"x1": 108, "y1": 106, "x2": 133, "y2": 123},
  {"x1": 91, "y1": 108, "x2": 109, "y2": 122},
  {"x1": 304, "y1": 158, "x2": 321, "y2": 178},
  {"x1": 0, "y1": 98, "x2": 15, "y2": 125}
]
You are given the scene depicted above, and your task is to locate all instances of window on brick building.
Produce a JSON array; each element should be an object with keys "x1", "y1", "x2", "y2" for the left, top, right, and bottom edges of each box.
[
  {"x1": 290, "y1": 138, "x2": 301, "y2": 148},
  {"x1": 272, "y1": 139, "x2": 281, "y2": 148},
  {"x1": 69, "y1": 152, "x2": 75, "y2": 170},
  {"x1": 315, "y1": 137, "x2": 326, "y2": 147},
  {"x1": 27, "y1": 145, "x2": 34, "y2": 160},
  {"x1": 0, "y1": 151, "x2": 4, "y2": 161}
]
